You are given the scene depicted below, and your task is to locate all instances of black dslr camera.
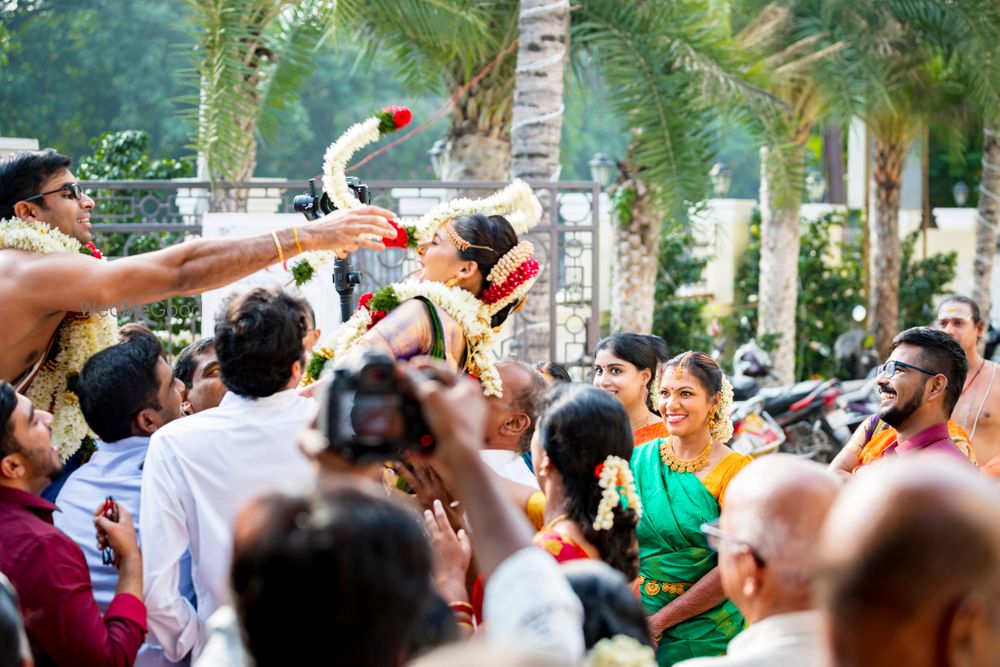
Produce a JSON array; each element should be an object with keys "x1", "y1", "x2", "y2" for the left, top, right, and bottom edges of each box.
[
  {"x1": 317, "y1": 351, "x2": 435, "y2": 462},
  {"x1": 292, "y1": 177, "x2": 370, "y2": 221}
]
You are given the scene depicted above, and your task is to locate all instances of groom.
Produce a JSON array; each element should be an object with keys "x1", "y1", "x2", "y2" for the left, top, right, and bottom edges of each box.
[{"x1": 0, "y1": 148, "x2": 397, "y2": 390}]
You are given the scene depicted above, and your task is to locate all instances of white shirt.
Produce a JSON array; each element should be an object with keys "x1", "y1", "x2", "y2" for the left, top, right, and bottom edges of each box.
[
  {"x1": 674, "y1": 610, "x2": 825, "y2": 667},
  {"x1": 483, "y1": 546, "x2": 584, "y2": 663},
  {"x1": 480, "y1": 450, "x2": 540, "y2": 489},
  {"x1": 140, "y1": 389, "x2": 316, "y2": 662}
]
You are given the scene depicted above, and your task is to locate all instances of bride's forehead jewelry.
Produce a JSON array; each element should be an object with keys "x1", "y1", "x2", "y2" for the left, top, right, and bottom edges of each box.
[{"x1": 444, "y1": 220, "x2": 493, "y2": 252}]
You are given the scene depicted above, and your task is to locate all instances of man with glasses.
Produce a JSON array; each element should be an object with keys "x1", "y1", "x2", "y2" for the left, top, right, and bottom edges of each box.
[
  {"x1": 0, "y1": 148, "x2": 397, "y2": 393},
  {"x1": 830, "y1": 327, "x2": 974, "y2": 475},
  {"x1": 677, "y1": 454, "x2": 840, "y2": 667}
]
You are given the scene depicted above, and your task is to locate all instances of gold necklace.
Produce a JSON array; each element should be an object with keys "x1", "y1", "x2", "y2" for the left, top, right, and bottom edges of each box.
[
  {"x1": 541, "y1": 512, "x2": 571, "y2": 533},
  {"x1": 659, "y1": 437, "x2": 713, "y2": 473}
]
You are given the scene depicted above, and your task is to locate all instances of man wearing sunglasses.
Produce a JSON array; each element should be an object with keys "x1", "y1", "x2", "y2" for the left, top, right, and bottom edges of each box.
[{"x1": 0, "y1": 148, "x2": 398, "y2": 393}]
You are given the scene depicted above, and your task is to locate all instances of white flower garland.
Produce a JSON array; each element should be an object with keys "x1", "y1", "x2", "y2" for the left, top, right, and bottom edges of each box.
[
  {"x1": 0, "y1": 218, "x2": 118, "y2": 460},
  {"x1": 411, "y1": 179, "x2": 543, "y2": 246},
  {"x1": 584, "y1": 635, "x2": 657, "y2": 667},
  {"x1": 593, "y1": 455, "x2": 643, "y2": 531},
  {"x1": 328, "y1": 281, "x2": 503, "y2": 397},
  {"x1": 711, "y1": 375, "x2": 735, "y2": 444}
]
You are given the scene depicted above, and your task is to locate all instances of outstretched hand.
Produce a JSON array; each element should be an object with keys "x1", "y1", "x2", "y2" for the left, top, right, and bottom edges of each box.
[
  {"x1": 424, "y1": 499, "x2": 473, "y2": 603},
  {"x1": 310, "y1": 205, "x2": 399, "y2": 253}
]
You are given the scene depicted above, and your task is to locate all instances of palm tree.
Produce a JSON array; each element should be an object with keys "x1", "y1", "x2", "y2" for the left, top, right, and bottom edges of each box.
[
  {"x1": 185, "y1": 0, "x2": 340, "y2": 210},
  {"x1": 974, "y1": 126, "x2": 1000, "y2": 328},
  {"x1": 729, "y1": 0, "x2": 859, "y2": 383},
  {"x1": 510, "y1": 0, "x2": 571, "y2": 357},
  {"x1": 573, "y1": 0, "x2": 779, "y2": 336}
]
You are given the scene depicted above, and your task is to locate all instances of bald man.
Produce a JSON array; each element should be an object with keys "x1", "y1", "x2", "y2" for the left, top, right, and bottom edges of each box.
[
  {"x1": 480, "y1": 360, "x2": 548, "y2": 488},
  {"x1": 676, "y1": 454, "x2": 841, "y2": 667},
  {"x1": 816, "y1": 456, "x2": 1000, "y2": 667}
]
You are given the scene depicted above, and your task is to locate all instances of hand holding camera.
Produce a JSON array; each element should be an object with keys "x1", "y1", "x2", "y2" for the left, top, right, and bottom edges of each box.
[{"x1": 93, "y1": 497, "x2": 139, "y2": 570}]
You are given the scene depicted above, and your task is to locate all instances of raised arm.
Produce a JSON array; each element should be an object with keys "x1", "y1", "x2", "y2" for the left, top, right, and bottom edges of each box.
[{"x1": 5, "y1": 206, "x2": 397, "y2": 314}]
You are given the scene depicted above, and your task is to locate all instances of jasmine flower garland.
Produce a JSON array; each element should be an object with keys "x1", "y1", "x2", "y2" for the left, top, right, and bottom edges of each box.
[{"x1": 0, "y1": 218, "x2": 118, "y2": 460}]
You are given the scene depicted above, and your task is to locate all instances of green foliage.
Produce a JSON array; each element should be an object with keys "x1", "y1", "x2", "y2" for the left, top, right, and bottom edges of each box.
[
  {"x1": 76, "y1": 130, "x2": 197, "y2": 355},
  {"x1": 611, "y1": 186, "x2": 637, "y2": 227},
  {"x1": 899, "y1": 230, "x2": 958, "y2": 328},
  {"x1": 652, "y1": 220, "x2": 713, "y2": 355},
  {"x1": 729, "y1": 210, "x2": 957, "y2": 379}
]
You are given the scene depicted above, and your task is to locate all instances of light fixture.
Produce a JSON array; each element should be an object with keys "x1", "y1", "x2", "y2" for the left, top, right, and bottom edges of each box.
[
  {"x1": 588, "y1": 153, "x2": 615, "y2": 189},
  {"x1": 806, "y1": 170, "x2": 827, "y2": 203},
  {"x1": 709, "y1": 162, "x2": 732, "y2": 198},
  {"x1": 852, "y1": 304, "x2": 867, "y2": 323},
  {"x1": 952, "y1": 181, "x2": 969, "y2": 207},
  {"x1": 428, "y1": 139, "x2": 446, "y2": 180}
]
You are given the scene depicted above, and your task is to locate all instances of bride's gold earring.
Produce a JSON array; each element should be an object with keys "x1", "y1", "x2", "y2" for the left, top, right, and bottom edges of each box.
[{"x1": 445, "y1": 276, "x2": 460, "y2": 288}]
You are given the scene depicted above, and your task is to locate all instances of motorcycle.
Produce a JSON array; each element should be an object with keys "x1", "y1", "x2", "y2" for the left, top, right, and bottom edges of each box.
[
  {"x1": 730, "y1": 340, "x2": 850, "y2": 462},
  {"x1": 729, "y1": 394, "x2": 786, "y2": 458}
]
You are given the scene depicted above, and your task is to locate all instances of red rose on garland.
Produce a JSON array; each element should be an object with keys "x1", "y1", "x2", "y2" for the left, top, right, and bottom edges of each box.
[
  {"x1": 358, "y1": 293, "x2": 374, "y2": 310},
  {"x1": 81, "y1": 242, "x2": 103, "y2": 259},
  {"x1": 376, "y1": 105, "x2": 413, "y2": 136},
  {"x1": 382, "y1": 219, "x2": 411, "y2": 249},
  {"x1": 370, "y1": 310, "x2": 388, "y2": 327}
]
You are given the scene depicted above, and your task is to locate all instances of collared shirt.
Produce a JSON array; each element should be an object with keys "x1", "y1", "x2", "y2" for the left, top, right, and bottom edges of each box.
[
  {"x1": 140, "y1": 389, "x2": 316, "y2": 662},
  {"x1": 883, "y1": 422, "x2": 969, "y2": 461},
  {"x1": 54, "y1": 436, "x2": 193, "y2": 667},
  {"x1": 0, "y1": 485, "x2": 146, "y2": 667},
  {"x1": 674, "y1": 610, "x2": 825, "y2": 667}
]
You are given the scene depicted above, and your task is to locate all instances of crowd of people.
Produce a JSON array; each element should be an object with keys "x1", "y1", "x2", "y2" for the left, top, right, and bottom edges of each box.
[{"x1": 2, "y1": 147, "x2": 1000, "y2": 667}]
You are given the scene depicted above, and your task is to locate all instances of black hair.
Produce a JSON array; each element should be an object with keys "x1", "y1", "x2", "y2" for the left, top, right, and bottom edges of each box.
[
  {"x1": 535, "y1": 361, "x2": 572, "y2": 383},
  {"x1": 938, "y1": 295, "x2": 982, "y2": 325},
  {"x1": 0, "y1": 573, "x2": 29, "y2": 667},
  {"x1": 563, "y1": 560, "x2": 654, "y2": 650},
  {"x1": 0, "y1": 382, "x2": 18, "y2": 459},
  {"x1": 78, "y1": 335, "x2": 164, "y2": 443},
  {"x1": 890, "y1": 327, "x2": 969, "y2": 415},
  {"x1": 0, "y1": 148, "x2": 73, "y2": 219},
  {"x1": 451, "y1": 213, "x2": 522, "y2": 328},
  {"x1": 214, "y1": 287, "x2": 308, "y2": 398},
  {"x1": 231, "y1": 485, "x2": 431, "y2": 667},
  {"x1": 536, "y1": 383, "x2": 639, "y2": 579},
  {"x1": 404, "y1": 591, "x2": 459, "y2": 660},
  {"x1": 174, "y1": 337, "x2": 216, "y2": 389},
  {"x1": 661, "y1": 350, "x2": 724, "y2": 397},
  {"x1": 595, "y1": 333, "x2": 670, "y2": 411}
]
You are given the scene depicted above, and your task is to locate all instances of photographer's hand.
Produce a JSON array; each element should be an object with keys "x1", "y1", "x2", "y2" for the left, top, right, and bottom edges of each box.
[
  {"x1": 398, "y1": 358, "x2": 533, "y2": 579},
  {"x1": 304, "y1": 205, "x2": 399, "y2": 253}
]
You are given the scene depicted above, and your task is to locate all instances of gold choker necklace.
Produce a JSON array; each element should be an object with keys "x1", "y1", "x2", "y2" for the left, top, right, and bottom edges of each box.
[{"x1": 659, "y1": 437, "x2": 712, "y2": 473}]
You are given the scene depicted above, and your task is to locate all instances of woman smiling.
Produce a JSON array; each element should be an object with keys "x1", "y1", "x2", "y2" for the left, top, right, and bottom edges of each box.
[{"x1": 593, "y1": 333, "x2": 670, "y2": 447}]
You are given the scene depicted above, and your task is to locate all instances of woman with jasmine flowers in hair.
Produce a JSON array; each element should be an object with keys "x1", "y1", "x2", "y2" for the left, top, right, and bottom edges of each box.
[
  {"x1": 631, "y1": 351, "x2": 750, "y2": 665},
  {"x1": 530, "y1": 383, "x2": 641, "y2": 579}
]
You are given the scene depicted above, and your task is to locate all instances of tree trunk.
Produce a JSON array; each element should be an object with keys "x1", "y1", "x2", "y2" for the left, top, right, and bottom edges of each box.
[
  {"x1": 972, "y1": 126, "x2": 1000, "y2": 329},
  {"x1": 869, "y1": 136, "x2": 907, "y2": 359},
  {"x1": 757, "y1": 144, "x2": 803, "y2": 384},
  {"x1": 442, "y1": 64, "x2": 515, "y2": 181},
  {"x1": 611, "y1": 171, "x2": 660, "y2": 334},
  {"x1": 509, "y1": 0, "x2": 570, "y2": 359},
  {"x1": 510, "y1": 0, "x2": 569, "y2": 181}
]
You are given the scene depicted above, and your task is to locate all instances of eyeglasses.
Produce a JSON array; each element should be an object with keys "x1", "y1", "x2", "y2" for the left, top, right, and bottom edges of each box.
[
  {"x1": 700, "y1": 519, "x2": 767, "y2": 566},
  {"x1": 22, "y1": 182, "x2": 83, "y2": 203},
  {"x1": 876, "y1": 360, "x2": 939, "y2": 379}
]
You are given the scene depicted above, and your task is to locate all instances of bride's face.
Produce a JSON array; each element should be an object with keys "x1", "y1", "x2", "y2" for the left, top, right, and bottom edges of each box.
[{"x1": 416, "y1": 230, "x2": 468, "y2": 283}]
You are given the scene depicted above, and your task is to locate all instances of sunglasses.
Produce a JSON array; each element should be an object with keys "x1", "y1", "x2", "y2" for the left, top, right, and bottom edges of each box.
[{"x1": 22, "y1": 182, "x2": 84, "y2": 203}]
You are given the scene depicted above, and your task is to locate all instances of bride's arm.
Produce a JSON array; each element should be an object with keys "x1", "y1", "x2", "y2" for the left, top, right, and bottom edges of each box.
[{"x1": 336, "y1": 299, "x2": 433, "y2": 367}]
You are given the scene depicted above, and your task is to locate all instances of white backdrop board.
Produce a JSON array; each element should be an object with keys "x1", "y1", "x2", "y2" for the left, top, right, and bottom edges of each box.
[{"x1": 200, "y1": 213, "x2": 344, "y2": 339}]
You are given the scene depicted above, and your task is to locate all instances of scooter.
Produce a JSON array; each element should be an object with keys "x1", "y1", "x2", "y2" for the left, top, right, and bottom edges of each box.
[
  {"x1": 730, "y1": 340, "x2": 850, "y2": 462},
  {"x1": 729, "y1": 394, "x2": 786, "y2": 458}
]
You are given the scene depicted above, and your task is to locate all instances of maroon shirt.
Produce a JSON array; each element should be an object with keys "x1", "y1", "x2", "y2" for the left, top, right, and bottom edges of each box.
[
  {"x1": 0, "y1": 486, "x2": 146, "y2": 667},
  {"x1": 882, "y1": 422, "x2": 970, "y2": 461}
]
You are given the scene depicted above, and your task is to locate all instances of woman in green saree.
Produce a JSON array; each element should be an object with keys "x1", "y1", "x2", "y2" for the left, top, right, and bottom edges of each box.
[{"x1": 631, "y1": 351, "x2": 751, "y2": 665}]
